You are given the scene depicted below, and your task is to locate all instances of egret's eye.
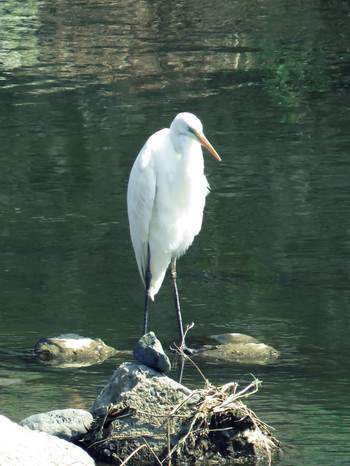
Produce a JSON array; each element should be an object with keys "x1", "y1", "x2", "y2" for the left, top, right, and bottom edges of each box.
[{"x1": 188, "y1": 127, "x2": 196, "y2": 137}]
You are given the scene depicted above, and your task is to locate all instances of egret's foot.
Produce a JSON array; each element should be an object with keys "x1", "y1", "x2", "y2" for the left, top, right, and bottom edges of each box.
[
  {"x1": 171, "y1": 344, "x2": 219, "y2": 356},
  {"x1": 181, "y1": 345, "x2": 196, "y2": 356},
  {"x1": 184, "y1": 344, "x2": 219, "y2": 355},
  {"x1": 169, "y1": 344, "x2": 195, "y2": 355}
]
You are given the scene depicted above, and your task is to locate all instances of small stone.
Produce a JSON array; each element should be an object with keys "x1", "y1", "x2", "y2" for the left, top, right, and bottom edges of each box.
[{"x1": 133, "y1": 332, "x2": 171, "y2": 373}]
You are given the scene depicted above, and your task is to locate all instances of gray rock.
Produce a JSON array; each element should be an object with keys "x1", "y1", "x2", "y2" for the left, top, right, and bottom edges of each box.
[
  {"x1": 133, "y1": 331, "x2": 171, "y2": 372},
  {"x1": 34, "y1": 333, "x2": 119, "y2": 367},
  {"x1": 89, "y1": 362, "x2": 194, "y2": 463},
  {"x1": 0, "y1": 415, "x2": 94, "y2": 466},
  {"x1": 92, "y1": 361, "x2": 190, "y2": 412},
  {"x1": 20, "y1": 408, "x2": 93, "y2": 442}
]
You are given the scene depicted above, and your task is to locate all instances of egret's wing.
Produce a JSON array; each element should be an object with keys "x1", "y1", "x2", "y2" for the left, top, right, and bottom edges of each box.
[{"x1": 127, "y1": 140, "x2": 156, "y2": 285}]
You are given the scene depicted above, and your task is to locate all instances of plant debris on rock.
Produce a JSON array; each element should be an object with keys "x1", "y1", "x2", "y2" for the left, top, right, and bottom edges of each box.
[{"x1": 81, "y1": 362, "x2": 281, "y2": 465}]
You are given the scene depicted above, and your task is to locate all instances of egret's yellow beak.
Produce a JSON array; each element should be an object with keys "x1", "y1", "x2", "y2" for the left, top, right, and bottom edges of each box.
[{"x1": 194, "y1": 130, "x2": 222, "y2": 162}]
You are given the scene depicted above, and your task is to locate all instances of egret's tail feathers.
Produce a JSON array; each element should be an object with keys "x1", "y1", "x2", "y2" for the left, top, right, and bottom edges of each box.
[{"x1": 148, "y1": 267, "x2": 167, "y2": 302}]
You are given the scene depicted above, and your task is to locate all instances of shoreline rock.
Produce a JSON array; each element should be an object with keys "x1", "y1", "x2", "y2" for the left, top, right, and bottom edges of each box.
[{"x1": 0, "y1": 415, "x2": 94, "y2": 466}]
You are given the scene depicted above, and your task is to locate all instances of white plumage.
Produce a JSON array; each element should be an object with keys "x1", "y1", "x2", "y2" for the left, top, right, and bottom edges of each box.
[{"x1": 127, "y1": 112, "x2": 221, "y2": 347}]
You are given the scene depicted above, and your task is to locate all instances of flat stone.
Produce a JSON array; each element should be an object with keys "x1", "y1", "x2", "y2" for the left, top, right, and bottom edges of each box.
[{"x1": 133, "y1": 331, "x2": 171, "y2": 372}]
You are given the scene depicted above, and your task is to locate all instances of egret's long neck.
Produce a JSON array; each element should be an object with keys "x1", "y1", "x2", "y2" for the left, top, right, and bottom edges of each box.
[{"x1": 168, "y1": 131, "x2": 207, "y2": 209}]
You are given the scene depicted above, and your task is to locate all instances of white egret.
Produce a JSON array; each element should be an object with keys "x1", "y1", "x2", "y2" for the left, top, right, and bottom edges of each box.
[{"x1": 127, "y1": 112, "x2": 221, "y2": 353}]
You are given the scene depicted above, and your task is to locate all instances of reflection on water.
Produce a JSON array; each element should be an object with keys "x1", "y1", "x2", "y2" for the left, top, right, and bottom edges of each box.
[{"x1": 1, "y1": 0, "x2": 350, "y2": 464}]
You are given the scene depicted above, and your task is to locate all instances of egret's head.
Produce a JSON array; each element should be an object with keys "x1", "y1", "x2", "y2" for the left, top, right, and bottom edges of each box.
[
  {"x1": 171, "y1": 112, "x2": 203, "y2": 138},
  {"x1": 170, "y1": 112, "x2": 221, "y2": 161}
]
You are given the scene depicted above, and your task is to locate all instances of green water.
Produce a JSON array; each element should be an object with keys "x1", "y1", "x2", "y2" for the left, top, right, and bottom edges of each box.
[{"x1": 1, "y1": 1, "x2": 350, "y2": 464}]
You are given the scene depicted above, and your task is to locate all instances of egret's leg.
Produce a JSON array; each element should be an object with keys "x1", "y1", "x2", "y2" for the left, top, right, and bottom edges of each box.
[
  {"x1": 170, "y1": 259, "x2": 217, "y2": 357},
  {"x1": 170, "y1": 258, "x2": 186, "y2": 348},
  {"x1": 143, "y1": 245, "x2": 152, "y2": 335}
]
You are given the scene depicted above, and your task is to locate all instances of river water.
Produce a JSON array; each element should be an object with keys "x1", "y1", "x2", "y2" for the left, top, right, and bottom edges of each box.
[{"x1": 1, "y1": 1, "x2": 350, "y2": 464}]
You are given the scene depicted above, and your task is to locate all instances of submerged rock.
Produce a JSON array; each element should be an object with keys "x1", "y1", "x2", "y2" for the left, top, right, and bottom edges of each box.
[
  {"x1": 84, "y1": 362, "x2": 281, "y2": 465},
  {"x1": 20, "y1": 408, "x2": 93, "y2": 442},
  {"x1": 198, "y1": 333, "x2": 279, "y2": 365},
  {"x1": 34, "y1": 333, "x2": 120, "y2": 367},
  {"x1": 133, "y1": 331, "x2": 171, "y2": 373},
  {"x1": 0, "y1": 415, "x2": 94, "y2": 466}
]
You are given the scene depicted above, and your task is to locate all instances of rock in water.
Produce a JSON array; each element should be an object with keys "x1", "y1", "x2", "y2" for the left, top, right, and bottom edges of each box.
[
  {"x1": 198, "y1": 333, "x2": 279, "y2": 365},
  {"x1": 34, "y1": 333, "x2": 119, "y2": 367},
  {"x1": 133, "y1": 331, "x2": 171, "y2": 372}
]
